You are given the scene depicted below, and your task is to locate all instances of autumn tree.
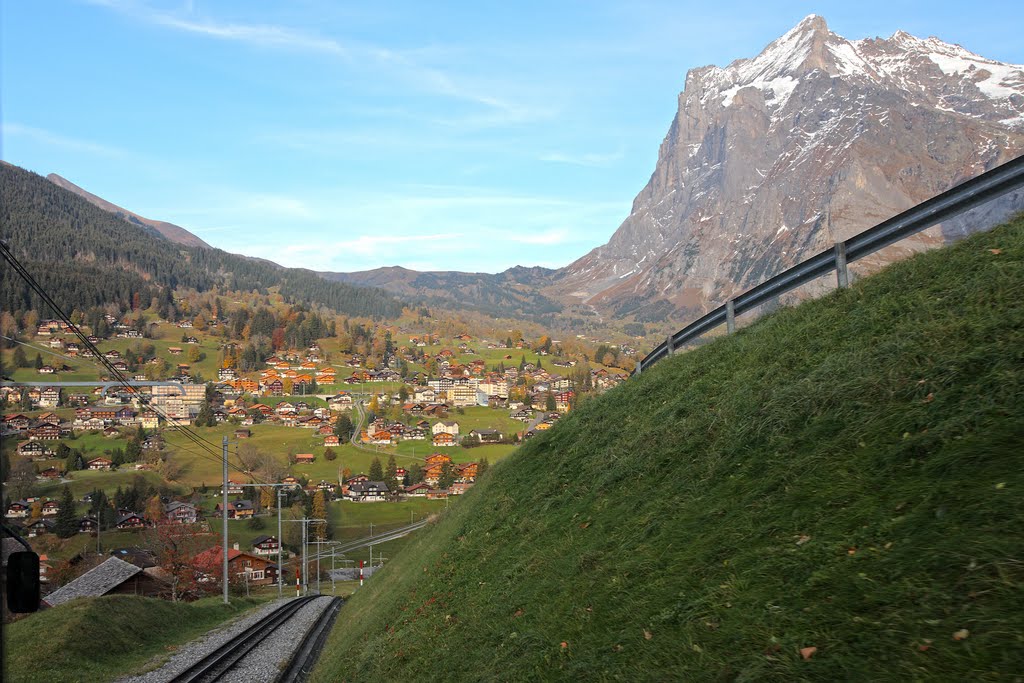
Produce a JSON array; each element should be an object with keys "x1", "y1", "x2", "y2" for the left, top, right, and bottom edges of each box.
[
  {"x1": 260, "y1": 486, "x2": 275, "y2": 510},
  {"x1": 147, "y1": 520, "x2": 209, "y2": 601},
  {"x1": 311, "y1": 490, "x2": 327, "y2": 540},
  {"x1": 8, "y1": 458, "x2": 37, "y2": 500},
  {"x1": 145, "y1": 495, "x2": 164, "y2": 524},
  {"x1": 324, "y1": 447, "x2": 337, "y2": 461}
]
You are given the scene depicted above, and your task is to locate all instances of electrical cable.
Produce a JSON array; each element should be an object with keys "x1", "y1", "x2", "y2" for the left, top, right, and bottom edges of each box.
[{"x1": 1, "y1": 242, "x2": 269, "y2": 482}]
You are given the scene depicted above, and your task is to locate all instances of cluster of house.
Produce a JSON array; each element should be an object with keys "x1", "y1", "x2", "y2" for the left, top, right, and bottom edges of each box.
[
  {"x1": 5, "y1": 496, "x2": 148, "y2": 537},
  {"x1": 344, "y1": 453, "x2": 480, "y2": 500},
  {"x1": 37, "y1": 537, "x2": 286, "y2": 609}
]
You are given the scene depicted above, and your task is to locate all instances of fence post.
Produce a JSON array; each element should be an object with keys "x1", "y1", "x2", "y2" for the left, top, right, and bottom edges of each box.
[
  {"x1": 726, "y1": 300, "x2": 736, "y2": 334},
  {"x1": 665, "y1": 335, "x2": 674, "y2": 356},
  {"x1": 835, "y1": 241, "x2": 849, "y2": 289}
]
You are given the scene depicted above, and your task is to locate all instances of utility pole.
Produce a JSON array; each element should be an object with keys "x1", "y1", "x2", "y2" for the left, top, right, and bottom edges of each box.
[
  {"x1": 222, "y1": 435, "x2": 229, "y2": 605},
  {"x1": 301, "y1": 517, "x2": 307, "y2": 595},
  {"x1": 277, "y1": 488, "x2": 284, "y2": 598}
]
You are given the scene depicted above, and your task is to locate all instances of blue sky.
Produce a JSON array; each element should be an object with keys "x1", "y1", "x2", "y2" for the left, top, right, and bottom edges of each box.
[{"x1": 3, "y1": 1, "x2": 1023, "y2": 273}]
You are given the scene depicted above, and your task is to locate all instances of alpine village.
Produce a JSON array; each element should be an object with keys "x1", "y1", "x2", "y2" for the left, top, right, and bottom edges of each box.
[{"x1": 2, "y1": 7, "x2": 1023, "y2": 683}]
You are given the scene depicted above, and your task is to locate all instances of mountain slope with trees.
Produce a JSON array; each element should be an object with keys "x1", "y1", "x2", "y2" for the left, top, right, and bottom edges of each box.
[
  {"x1": 312, "y1": 216, "x2": 1023, "y2": 681},
  {"x1": 0, "y1": 163, "x2": 405, "y2": 320}
]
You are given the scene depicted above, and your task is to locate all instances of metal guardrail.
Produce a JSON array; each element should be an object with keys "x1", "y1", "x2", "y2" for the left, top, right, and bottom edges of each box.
[{"x1": 635, "y1": 154, "x2": 1024, "y2": 374}]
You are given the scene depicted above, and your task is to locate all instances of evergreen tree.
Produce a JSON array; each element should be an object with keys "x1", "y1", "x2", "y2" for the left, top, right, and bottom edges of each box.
[
  {"x1": 34, "y1": 352, "x2": 43, "y2": 369},
  {"x1": 13, "y1": 346, "x2": 27, "y2": 368},
  {"x1": 369, "y1": 457, "x2": 384, "y2": 482},
  {"x1": 334, "y1": 413, "x2": 353, "y2": 440},
  {"x1": 478, "y1": 457, "x2": 490, "y2": 478},
  {"x1": 385, "y1": 454, "x2": 398, "y2": 491},
  {"x1": 195, "y1": 400, "x2": 216, "y2": 427},
  {"x1": 545, "y1": 391, "x2": 557, "y2": 412},
  {"x1": 55, "y1": 485, "x2": 78, "y2": 538},
  {"x1": 437, "y1": 461, "x2": 458, "y2": 490}
]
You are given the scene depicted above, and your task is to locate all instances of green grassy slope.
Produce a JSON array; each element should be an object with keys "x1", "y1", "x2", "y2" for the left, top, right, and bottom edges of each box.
[
  {"x1": 312, "y1": 218, "x2": 1024, "y2": 682},
  {"x1": 4, "y1": 594, "x2": 267, "y2": 682}
]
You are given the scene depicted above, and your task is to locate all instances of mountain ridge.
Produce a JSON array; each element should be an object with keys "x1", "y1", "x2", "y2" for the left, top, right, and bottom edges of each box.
[{"x1": 46, "y1": 172, "x2": 211, "y2": 249}]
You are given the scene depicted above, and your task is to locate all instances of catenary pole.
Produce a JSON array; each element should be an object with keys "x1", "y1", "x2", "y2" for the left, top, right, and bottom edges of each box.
[
  {"x1": 277, "y1": 488, "x2": 284, "y2": 598},
  {"x1": 222, "y1": 435, "x2": 229, "y2": 604}
]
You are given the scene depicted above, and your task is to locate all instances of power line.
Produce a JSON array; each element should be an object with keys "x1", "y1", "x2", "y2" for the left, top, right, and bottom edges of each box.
[
  {"x1": 0, "y1": 334, "x2": 86, "y2": 365},
  {"x1": 1, "y1": 242, "x2": 242, "y2": 473}
]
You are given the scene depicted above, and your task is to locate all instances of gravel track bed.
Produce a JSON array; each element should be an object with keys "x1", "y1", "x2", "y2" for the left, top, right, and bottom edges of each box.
[
  {"x1": 116, "y1": 598, "x2": 292, "y2": 683},
  {"x1": 221, "y1": 596, "x2": 335, "y2": 683}
]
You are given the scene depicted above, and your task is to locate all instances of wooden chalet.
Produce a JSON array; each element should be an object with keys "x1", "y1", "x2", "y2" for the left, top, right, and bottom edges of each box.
[{"x1": 87, "y1": 457, "x2": 114, "y2": 471}]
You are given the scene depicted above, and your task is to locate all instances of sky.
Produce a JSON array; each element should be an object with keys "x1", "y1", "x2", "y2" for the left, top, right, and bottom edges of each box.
[{"x1": 3, "y1": 1, "x2": 1024, "y2": 274}]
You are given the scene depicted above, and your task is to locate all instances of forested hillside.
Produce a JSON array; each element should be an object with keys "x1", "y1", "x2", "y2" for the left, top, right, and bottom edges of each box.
[{"x1": 0, "y1": 163, "x2": 404, "y2": 319}]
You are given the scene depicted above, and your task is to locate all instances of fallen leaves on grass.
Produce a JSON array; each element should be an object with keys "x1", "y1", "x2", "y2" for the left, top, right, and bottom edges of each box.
[
  {"x1": 952, "y1": 629, "x2": 970, "y2": 641},
  {"x1": 795, "y1": 534, "x2": 811, "y2": 545},
  {"x1": 513, "y1": 608, "x2": 524, "y2": 618},
  {"x1": 560, "y1": 641, "x2": 569, "y2": 649},
  {"x1": 800, "y1": 646, "x2": 818, "y2": 660},
  {"x1": 989, "y1": 248, "x2": 1002, "y2": 254},
  {"x1": 644, "y1": 629, "x2": 653, "y2": 640}
]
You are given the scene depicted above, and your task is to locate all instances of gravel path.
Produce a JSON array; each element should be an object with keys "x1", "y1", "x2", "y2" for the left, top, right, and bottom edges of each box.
[{"x1": 115, "y1": 596, "x2": 328, "y2": 683}]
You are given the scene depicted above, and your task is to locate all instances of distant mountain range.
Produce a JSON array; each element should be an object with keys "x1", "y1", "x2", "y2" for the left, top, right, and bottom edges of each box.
[
  {"x1": 11, "y1": 16, "x2": 1024, "y2": 331},
  {"x1": 334, "y1": 15, "x2": 1024, "y2": 327}
]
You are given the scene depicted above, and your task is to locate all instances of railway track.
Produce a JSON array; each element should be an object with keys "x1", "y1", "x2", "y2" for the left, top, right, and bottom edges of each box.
[
  {"x1": 167, "y1": 595, "x2": 341, "y2": 683},
  {"x1": 278, "y1": 597, "x2": 343, "y2": 683}
]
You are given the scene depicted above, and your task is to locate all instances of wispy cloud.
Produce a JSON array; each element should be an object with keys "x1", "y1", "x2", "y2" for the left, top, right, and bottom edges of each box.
[
  {"x1": 539, "y1": 148, "x2": 626, "y2": 167},
  {"x1": 152, "y1": 14, "x2": 348, "y2": 55},
  {"x1": 1, "y1": 122, "x2": 128, "y2": 158},
  {"x1": 87, "y1": 0, "x2": 346, "y2": 55},
  {"x1": 88, "y1": 0, "x2": 544, "y2": 125}
]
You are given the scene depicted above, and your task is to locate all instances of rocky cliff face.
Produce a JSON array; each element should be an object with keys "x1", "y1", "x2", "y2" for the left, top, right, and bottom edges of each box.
[{"x1": 555, "y1": 15, "x2": 1024, "y2": 321}]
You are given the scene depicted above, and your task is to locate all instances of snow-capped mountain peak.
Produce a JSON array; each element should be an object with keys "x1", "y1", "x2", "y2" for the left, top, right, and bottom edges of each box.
[{"x1": 555, "y1": 16, "x2": 1024, "y2": 324}]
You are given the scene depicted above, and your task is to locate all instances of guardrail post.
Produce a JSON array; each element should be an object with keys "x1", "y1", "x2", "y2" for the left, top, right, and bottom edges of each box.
[
  {"x1": 834, "y1": 241, "x2": 849, "y2": 289},
  {"x1": 726, "y1": 300, "x2": 736, "y2": 334},
  {"x1": 665, "y1": 335, "x2": 674, "y2": 356}
]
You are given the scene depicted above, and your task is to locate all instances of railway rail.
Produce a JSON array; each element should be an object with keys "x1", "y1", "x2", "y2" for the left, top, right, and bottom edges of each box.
[
  {"x1": 166, "y1": 596, "x2": 341, "y2": 683},
  {"x1": 278, "y1": 597, "x2": 343, "y2": 683}
]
